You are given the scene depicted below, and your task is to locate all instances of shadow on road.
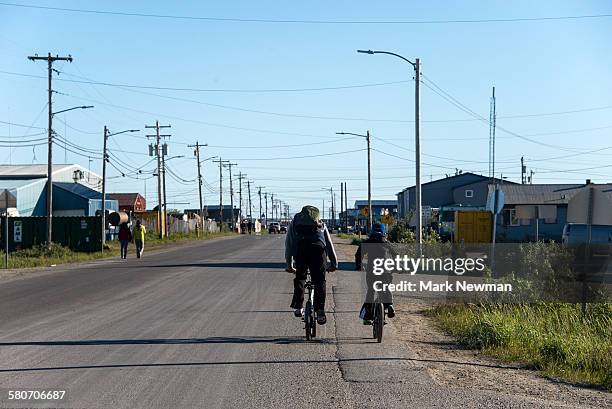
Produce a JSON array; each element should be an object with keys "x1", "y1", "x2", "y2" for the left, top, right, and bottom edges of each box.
[
  {"x1": 0, "y1": 356, "x2": 405, "y2": 373},
  {"x1": 0, "y1": 356, "x2": 524, "y2": 373},
  {"x1": 0, "y1": 336, "x2": 332, "y2": 347}
]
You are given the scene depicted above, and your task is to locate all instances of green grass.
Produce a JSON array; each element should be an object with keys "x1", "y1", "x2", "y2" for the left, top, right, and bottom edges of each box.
[
  {"x1": 1, "y1": 231, "x2": 236, "y2": 269},
  {"x1": 431, "y1": 303, "x2": 612, "y2": 390}
]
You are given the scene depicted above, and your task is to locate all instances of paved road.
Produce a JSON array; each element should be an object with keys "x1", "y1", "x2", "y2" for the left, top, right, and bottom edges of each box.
[{"x1": 0, "y1": 235, "x2": 584, "y2": 408}]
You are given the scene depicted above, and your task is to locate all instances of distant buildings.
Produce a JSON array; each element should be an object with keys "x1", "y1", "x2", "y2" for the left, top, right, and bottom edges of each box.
[
  {"x1": 108, "y1": 193, "x2": 146, "y2": 213},
  {"x1": 0, "y1": 164, "x2": 116, "y2": 216},
  {"x1": 493, "y1": 183, "x2": 612, "y2": 242}
]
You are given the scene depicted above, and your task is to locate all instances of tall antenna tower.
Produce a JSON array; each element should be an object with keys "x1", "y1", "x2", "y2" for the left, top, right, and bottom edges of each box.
[{"x1": 488, "y1": 86, "x2": 496, "y2": 179}]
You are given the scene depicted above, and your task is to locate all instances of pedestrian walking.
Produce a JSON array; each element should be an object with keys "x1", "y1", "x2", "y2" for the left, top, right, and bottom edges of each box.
[
  {"x1": 118, "y1": 222, "x2": 132, "y2": 259},
  {"x1": 132, "y1": 219, "x2": 146, "y2": 259}
]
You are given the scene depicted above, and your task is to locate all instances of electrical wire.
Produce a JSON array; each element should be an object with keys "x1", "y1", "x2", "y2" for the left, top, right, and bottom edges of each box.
[{"x1": 2, "y1": 3, "x2": 611, "y2": 24}]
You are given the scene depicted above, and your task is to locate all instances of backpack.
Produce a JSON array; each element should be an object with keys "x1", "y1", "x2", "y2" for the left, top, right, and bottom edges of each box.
[{"x1": 293, "y1": 206, "x2": 325, "y2": 246}]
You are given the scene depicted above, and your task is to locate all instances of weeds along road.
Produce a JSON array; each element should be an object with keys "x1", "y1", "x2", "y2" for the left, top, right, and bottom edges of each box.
[{"x1": 0, "y1": 235, "x2": 589, "y2": 408}]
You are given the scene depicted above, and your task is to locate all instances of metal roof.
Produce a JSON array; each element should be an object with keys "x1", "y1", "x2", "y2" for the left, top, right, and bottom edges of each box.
[
  {"x1": 492, "y1": 184, "x2": 612, "y2": 205},
  {"x1": 0, "y1": 164, "x2": 102, "y2": 180},
  {"x1": 54, "y1": 182, "x2": 104, "y2": 200}
]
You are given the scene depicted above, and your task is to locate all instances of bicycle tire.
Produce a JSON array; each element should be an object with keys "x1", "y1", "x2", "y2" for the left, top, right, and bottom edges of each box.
[
  {"x1": 374, "y1": 303, "x2": 384, "y2": 343},
  {"x1": 311, "y1": 316, "x2": 317, "y2": 338},
  {"x1": 305, "y1": 301, "x2": 313, "y2": 341}
]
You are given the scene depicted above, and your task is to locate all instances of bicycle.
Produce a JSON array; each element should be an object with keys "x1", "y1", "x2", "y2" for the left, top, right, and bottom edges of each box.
[
  {"x1": 303, "y1": 273, "x2": 316, "y2": 340},
  {"x1": 371, "y1": 292, "x2": 385, "y2": 343}
]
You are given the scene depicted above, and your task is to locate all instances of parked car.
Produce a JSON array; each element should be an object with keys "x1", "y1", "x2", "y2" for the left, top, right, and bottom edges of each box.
[
  {"x1": 268, "y1": 222, "x2": 280, "y2": 234},
  {"x1": 280, "y1": 224, "x2": 288, "y2": 233},
  {"x1": 562, "y1": 223, "x2": 612, "y2": 245}
]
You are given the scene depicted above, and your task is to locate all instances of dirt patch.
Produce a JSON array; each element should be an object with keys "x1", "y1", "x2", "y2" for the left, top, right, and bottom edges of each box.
[{"x1": 393, "y1": 295, "x2": 611, "y2": 408}]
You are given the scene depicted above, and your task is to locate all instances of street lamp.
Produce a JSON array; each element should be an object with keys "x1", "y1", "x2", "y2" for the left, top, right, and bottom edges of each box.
[
  {"x1": 357, "y1": 49, "x2": 422, "y2": 245},
  {"x1": 101, "y1": 127, "x2": 139, "y2": 250},
  {"x1": 44, "y1": 105, "x2": 94, "y2": 246},
  {"x1": 336, "y1": 131, "x2": 372, "y2": 231}
]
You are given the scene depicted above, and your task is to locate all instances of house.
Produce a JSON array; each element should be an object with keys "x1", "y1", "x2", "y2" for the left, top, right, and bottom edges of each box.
[
  {"x1": 108, "y1": 193, "x2": 146, "y2": 213},
  {"x1": 0, "y1": 164, "x2": 110, "y2": 216},
  {"x1": 397, "y1": 173, "x2": 514, "y2": 219},
  {"x1": 184, "y1": 205, "x2": 240, "y2": 224},
  {"x1": 52, "y1": 182, "x2": 118, "y2": 216},
  {"x1": 492, "y1": 183, "x2": 612, "y2": 242}
]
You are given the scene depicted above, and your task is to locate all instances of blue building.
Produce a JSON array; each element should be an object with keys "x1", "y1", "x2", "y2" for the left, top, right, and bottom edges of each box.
[
  {"x1": 0, "y1": 164, "x2": 116, "y2": 216},
  {"x1": 396, "y1": 173, "x2": 513, "y2": 226},
  {"x1": 492, "y1": 183, "x2": 612, "y2": 242}
]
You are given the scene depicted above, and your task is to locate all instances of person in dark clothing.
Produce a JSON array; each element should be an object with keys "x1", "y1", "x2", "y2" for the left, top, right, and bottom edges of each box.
[
  {"x1": 118, "y1": 222, "x2": 132, "y2": 259},
  {"x1": 355, "y1": 223, "x2": 395, "y2": 324},
  {"x1": 285, "y1": 205, "x2": 338, "y2": 325},
  {"x1": 247, "y1": 219, "x2": 253, "y2": 235}
]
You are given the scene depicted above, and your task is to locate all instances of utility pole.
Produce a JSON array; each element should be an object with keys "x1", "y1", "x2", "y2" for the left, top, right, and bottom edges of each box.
[
  {"x1": 188, "y1": 142, "x2": 207, "y2": 233},
  {"x1": 257, "y1": 186, "x2": 265, "y2": 223},
  {"x1": 340, "y1": 182, "x2": 344, "y2": 232},
  {"x1": 236, "y1": 172, "x2": 245, "y2": 223},
  {"x1": 27, "y1": 53, "x2": 73, "y2": 246},
  {"x1": 4, "y1": 189, "x2": 8, "y2": 269},
  {"x1": 344, "y1": 182, "x2": 348, "y2": 230},
  {"x1": 101, "y1": 126, "x2": 109, "y2": 250},
  {"x1": 161, "y1": 142, "x2": 170, "y2": 237},
  {"x1": 414, "y1": 58, "x2": 422, "y2": 246},
  {"x1": 145, "y1": 121, "x2": 171, "y2": 239},
  {"x1": 224, "y1": 162, "x2": 237, "y2": 231},
  {"x1": 271, "y1": 194, "x2": 275, "y2": 221},
  {"x1": 264, "y1": 192, "x2": 269, "y2": 224},
  {"x1": 247, "y1": 181, "x2": 253, "y2": 219},
  {"x1": 366, "y1": 130, "x2": 373, "y2": 231},
  {"x1": 521, "y1": 156, "x2": 526, "y2": 184},
  {"x1": 212, "y1": 159, "x2": 229, "y2": 225}
]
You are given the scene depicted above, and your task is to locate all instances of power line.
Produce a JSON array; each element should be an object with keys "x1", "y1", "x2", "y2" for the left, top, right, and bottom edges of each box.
[
  {"x1": 0, "y1": 69, "x2": 412, "y2": 93},
  {"x1": 228, "y1": 148, "x2": 365, "y2": 161},
  {"x1": 2, "y1": 3, "x2": 611, "y2": 24}
]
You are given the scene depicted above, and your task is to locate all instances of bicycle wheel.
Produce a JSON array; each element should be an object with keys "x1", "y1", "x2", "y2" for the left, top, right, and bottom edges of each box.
[
  {"x1": 374, "y1": 303, "x2": 384, "y2": 343},
  {"x1": 304, "y1": 301, "x2": 313, "y2": 341},
  {"x1": 311, "y1": 314, "x2": 317, "y2": 338}
]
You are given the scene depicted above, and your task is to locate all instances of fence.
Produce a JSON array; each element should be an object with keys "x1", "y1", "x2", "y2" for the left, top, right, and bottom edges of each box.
[{"x1": 1, "y1": 216, "x2": 102, "y2": 252}]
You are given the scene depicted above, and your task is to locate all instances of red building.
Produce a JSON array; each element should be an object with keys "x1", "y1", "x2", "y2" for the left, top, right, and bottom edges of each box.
[{"x1": 108, "y1": 193, "x2": 146, "y2": 213}]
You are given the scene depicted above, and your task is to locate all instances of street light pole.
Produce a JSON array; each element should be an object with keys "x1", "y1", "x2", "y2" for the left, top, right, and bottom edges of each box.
[
  {"x1": 357, "y1": 49, "x2": 422, "y2": 244},
  {"x1": 101, "y1": 127, "x2": 139, "y2": 251}
]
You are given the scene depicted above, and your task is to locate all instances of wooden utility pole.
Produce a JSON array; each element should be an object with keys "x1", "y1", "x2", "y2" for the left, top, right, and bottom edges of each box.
[
  {"x1": 27, "y1": 53, "x2": 73, "y2": 246},
  {"x1": 212, "y1": 158, "x2": 229, "y2": 224},
  {"x1": 236, "y1": 172, "x2": 245, "y2": 223},
  {"x1": 145, "y1": 121, "x2": 171, "y2": 239},
  {"x1": 224, "y1": 162, "x2": 237, "y2": 231},
  {"x1": 264, "y1": 192, "x2": 268, "y2": 224},
  {"x1": 257, "y1": 186, "x2": 265, "y2": 223},
  {"x1": 340, "y1": 182, "x2": 344, "y2": 232},
  {"x1": 366, "y1": 130, "x2": 373, "y2": 231},
  {"x1": 247, "y1": 181, "x2": 253, "y2": 219},
  {"x1": 101, "y1": 126, "x2": 109, "y2": 250},
  {"x1": 188, "y1": 142, "x2": 207, "y2": 232}
]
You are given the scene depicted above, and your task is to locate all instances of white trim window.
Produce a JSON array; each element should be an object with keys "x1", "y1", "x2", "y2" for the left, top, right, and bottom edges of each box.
[{"x1": 465, "y1": 189, "x2": 474, "y2": 198}]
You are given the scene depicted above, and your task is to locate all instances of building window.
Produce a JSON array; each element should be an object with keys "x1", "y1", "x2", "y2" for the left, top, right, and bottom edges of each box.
[
  {"x1": 503, "y1": 209, "x2": 519, "y2": 226},
  {"x1": 465, "y1": 189, "x2": 474, "y2": 198}
]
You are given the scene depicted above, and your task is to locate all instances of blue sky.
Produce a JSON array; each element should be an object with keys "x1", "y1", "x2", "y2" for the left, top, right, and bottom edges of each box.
[{"x1": 1, "y1": 1, "x2": 611, "y2": 215}]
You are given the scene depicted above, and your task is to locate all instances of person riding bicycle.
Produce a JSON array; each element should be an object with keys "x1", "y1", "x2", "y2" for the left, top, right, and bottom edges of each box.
[
  {"x1": 285, "y1": 205, "x2": 338, "y2": 325},
  {"x1": 355, "y1": 223, "x2": 395, "y2": 324}
]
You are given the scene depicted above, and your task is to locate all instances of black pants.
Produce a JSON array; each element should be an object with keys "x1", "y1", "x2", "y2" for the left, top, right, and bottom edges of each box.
[{"x1": 291, "y1": 242, "x2": 326, "y2": 311}]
